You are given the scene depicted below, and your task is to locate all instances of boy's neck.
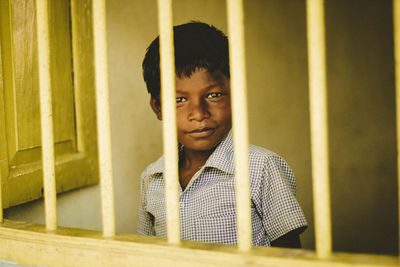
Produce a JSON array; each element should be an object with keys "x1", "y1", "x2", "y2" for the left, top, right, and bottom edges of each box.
[{"x1": 180, "y1": 148, "x2": 215, "y2": 170}]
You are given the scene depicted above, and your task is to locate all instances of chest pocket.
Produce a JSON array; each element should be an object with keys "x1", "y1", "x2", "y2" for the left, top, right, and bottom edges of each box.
[
  {"x1": 194, "y1": 213, "x2": 237, "y2": 244},
  {"x1": 191, "y1": 176, "x2": 238, "y2": 243}
]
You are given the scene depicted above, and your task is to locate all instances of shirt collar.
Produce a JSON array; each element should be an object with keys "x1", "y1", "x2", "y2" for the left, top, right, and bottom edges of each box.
[
  {"x1": 203, "y1": 130, "x2": 234, "y2": 174},
  {"x1": 143, "y1": 130, "x2": 234, "y2": 178}
]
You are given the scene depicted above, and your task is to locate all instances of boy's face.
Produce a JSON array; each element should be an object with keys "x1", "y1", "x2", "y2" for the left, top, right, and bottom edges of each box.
[{"x1": 151, "y1": 68, "x2": 232, "y2": 153}]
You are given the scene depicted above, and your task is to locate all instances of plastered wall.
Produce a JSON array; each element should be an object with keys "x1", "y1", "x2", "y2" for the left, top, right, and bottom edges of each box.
[
  {"x1": 4, "y1": 0, "x2": 398, "y2": 255},
  {"x1": 325, "y1": 0, "x2": 397, "y2": 254}
]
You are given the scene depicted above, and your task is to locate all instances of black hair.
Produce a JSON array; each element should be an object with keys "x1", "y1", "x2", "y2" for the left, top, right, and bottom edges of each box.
[{"x1": 142, "y1": 21, "x2": 230, "y2": 105}]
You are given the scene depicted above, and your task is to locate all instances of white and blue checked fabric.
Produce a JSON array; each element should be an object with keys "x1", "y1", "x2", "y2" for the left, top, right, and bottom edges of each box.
[{"x1": 138, "y1": 131, "x2": 307, "y2": 246}]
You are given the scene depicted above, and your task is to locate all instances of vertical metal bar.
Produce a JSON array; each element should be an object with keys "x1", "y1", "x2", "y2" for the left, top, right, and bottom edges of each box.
[
  {"x1": 92, "y1": 0, "x2": 116, "y2": 238},
  {"x1": 35, "y1": 0, "x2": 57, "y2": 231},
  {"x1": 306, "y1": 0, "x2": 332, "y2": 257},
  {"x1": 226, "y1": 0, "x2": 252, "y2": 251},
  {"x1": 157, "y1": 0, "x2": 180, "y2": 245},
  {"x1": 393, "y1": 0, "x2": 400, "y2": 256}
]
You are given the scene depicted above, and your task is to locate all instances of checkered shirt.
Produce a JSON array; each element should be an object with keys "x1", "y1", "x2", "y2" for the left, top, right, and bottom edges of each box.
[{"x1": 138, "y1": 131, "x2": 307, "y2": 246}]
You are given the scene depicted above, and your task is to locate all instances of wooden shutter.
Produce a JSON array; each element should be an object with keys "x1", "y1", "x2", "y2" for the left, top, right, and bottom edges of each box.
[{"x1": 0, "y1": 0, "x2": 99, "y2": 209}]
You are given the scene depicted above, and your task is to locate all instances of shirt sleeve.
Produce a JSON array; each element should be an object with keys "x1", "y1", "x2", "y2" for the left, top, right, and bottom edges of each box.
[
  {"x1": 258, "y1": 154, "x2": 307, "y2": 242},
  {"x1": 137, "y1": 173, "x2": 156, "y2": 236}
]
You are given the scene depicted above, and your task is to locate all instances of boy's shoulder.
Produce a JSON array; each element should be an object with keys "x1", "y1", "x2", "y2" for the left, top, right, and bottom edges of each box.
[
  {"x1": 248, "y1": 143, "x2": 290, "y2": 170},
  {"x1": 248, "y1": 144, "x2": 296, "y2": 194},
  {"x1": 212, "y1": 131, "x2": 289, "y2": 170},
  {"x1": 248, "y1": 143, "x2": 278, "y2": 159},
  {"x1": 141, "y1": 155, "x2": 164, "y2": 180}
]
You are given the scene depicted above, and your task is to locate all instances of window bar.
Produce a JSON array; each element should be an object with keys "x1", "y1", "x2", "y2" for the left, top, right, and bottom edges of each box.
[
  {"x1": 92, "y1": 0, "x2": 116, "y2": 238},
  {"x1": 306, "y1": 0, "x2": 332, "y2": 258},
  {"x1": 157, "y1": 0, "x2": 181, "y2": 245},
  {"x1": 393, "y1": 0, "x2": 400, "y2": 256},
  {"x1": 226, "y1": 0, "x2": 252, "y2": 251},
  {"x1": 35, "y1": 0, "x2": 57, "y2": 231}
]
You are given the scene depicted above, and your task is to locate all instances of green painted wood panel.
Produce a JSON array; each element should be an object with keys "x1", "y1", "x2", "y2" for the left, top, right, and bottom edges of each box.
[
  {"x1": 0, "y1": 0, "x2": 99, "y2": 209},
  {"x1": 8, "y1": 0, "x2": 76, "y2": 166}
]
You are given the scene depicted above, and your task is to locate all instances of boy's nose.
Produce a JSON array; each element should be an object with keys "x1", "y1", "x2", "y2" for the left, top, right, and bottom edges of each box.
[{"x1": 188, "y1": 100, "x2": 210, "y2": 121}]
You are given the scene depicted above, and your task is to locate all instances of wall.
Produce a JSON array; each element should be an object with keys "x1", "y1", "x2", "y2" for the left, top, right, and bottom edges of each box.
[
  {"x1": 325, "y1": 0, "x2": 397, "y2": 254},
  {"x1": 4, "y1": 0, "x2": 398, "y2": 255}
]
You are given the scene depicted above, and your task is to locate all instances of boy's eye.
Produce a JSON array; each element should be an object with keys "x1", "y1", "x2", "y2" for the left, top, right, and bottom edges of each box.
[
  {"x1": 207, "y1": 92, "x2": 223, "y2": 98},
  {"x1": 176, "y1": 97, "x2": 186, "y2": 103}
]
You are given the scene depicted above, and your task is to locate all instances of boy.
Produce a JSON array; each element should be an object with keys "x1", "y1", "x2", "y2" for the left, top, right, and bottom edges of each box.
[{"x1": 138, "y1": 22, "x2": 307, "y2": 247}]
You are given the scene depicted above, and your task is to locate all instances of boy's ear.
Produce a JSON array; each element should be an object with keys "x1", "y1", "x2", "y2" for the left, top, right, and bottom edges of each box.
[{"x1": 150, "y1": 97, "x2": 162, "y2": 120}]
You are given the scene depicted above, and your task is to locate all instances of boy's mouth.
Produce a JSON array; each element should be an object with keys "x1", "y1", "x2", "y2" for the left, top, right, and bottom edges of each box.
[{"x1": 187, "y1": 127, "x2": 216, "y2": 138}]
